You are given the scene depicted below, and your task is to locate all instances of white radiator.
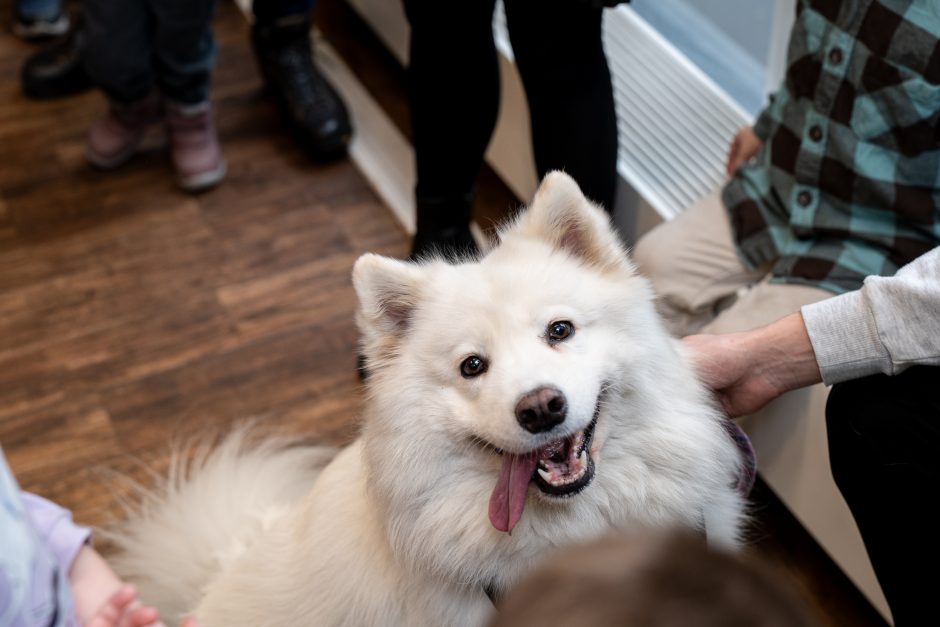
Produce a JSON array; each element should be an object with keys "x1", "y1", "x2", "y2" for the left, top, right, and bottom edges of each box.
[{"x1": 602, "y1": 7, "x2": 750, "y2": 219}]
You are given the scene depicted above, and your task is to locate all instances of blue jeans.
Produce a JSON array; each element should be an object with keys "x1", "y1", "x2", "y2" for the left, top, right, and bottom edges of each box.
[
  {"x1": 15, "y1": 0, "x2": 63, "y2": 20},
  {"x1": 83, "y1": 0, "x2": 217, "y2": 104},
  {"x1": 252, "y1": 0, "x2": 316, "y2": 26}
]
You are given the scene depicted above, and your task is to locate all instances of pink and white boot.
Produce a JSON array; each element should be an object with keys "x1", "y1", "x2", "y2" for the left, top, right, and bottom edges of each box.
[
  {"x1": 165, "y1": 100, "x2": 226, "y2": 192},
  {"x1": 86, "y1": 91, "x2": 163, "y2": 169}
]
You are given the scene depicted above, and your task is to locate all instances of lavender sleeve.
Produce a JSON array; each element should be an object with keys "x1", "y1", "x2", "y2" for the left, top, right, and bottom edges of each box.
[
  {"x1": 1, "y1": 450, "x2": 85, "y2": 627},
  {"x1": 21, "y1": 493, "x2": 92, "y2": 577}
]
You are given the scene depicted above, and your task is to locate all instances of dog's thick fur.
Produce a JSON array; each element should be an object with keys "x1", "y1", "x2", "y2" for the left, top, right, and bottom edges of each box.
[{"x1": 111, "y1": 173, "x2": 746, "y2": 626}]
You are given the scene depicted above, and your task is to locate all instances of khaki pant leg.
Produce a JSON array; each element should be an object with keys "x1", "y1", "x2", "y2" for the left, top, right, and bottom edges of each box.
[
  {"x1": 701, "y1": 276, "x2": 833, "y2": 335},
  {"x1": 632, "y1": 190, "x2": 770, "y2": 336}
]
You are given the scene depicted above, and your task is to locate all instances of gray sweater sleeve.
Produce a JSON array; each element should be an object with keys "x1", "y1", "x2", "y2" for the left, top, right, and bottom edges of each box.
[{"x1": 800, "y1": 246, "x2": 940, "y2": 385}]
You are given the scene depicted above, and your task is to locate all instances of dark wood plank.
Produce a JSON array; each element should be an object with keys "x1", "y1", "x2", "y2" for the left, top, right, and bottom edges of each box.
[{"x1": 0, "y1": 1, "x2": 373, "y2": 522}]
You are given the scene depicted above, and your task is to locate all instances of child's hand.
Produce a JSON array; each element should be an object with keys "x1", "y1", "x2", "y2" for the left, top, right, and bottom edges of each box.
[
  {"x1": 69, "y1": 546, "x2": 201, "y2": 627},
  {"x1": 85, "y1": 584, "x2": 163, "y2": 627}
]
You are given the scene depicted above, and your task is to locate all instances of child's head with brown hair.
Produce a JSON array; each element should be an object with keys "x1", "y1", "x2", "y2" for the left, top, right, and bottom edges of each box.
[{"x1": 490, "y1": 530, "x2": 818, "y2": 627}]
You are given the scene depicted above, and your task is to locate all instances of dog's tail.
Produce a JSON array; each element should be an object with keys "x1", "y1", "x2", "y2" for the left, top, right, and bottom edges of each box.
[{"x1": 105, "y1": 427, "x2": 337, "y2": 624}]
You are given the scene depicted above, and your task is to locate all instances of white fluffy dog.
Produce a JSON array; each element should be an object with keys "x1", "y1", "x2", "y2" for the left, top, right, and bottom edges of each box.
[{"x1": 111, "y1": 172, "x2": 747, "y2": 626}]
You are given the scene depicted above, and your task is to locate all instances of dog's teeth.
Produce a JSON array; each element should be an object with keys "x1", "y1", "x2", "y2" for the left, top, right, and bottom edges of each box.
[
  {"x1": 578, "y1": 450, "x2": 587, "y2": 468},
  {"x1": 537, "y1": 468, "x2": 552, "y2": 483}
]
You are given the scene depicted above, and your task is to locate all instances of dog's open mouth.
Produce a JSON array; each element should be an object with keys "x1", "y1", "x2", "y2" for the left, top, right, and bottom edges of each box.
[
  {"x1": 487, "y1": 404, "x2": 600, "y2": 534},
  {"x1": 532, "y1": 417, "x2": 597, "y2": 496}
]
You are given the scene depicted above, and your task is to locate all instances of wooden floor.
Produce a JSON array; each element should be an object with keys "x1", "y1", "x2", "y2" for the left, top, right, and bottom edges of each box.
[
  {"x1": 0, "y1": 0, "x2": 406, "y2": 528},
  {"x1": 0, "y1": 2, "x2": 886, "y2": 626}
]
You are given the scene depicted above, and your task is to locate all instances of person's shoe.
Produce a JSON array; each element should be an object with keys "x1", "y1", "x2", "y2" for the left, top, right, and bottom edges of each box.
[
  {"x1": 165, "y1": 100, "x2": 226, "y2": 192},
  {"x1": 86, "y1": 92, "x2": 163, "y2": 169},
  {"x1": 251, "y1": 17, "x2": 352, "y2": 160},
  {"x1": 410, "y1": 193, "x2": 480, "y2": 261},
  {"x1": 410, "y1": 224, "x2": 478, "y2": 261},
  {"x1": 13, "y1": 9, "x2": 69, "y2": 40},
  {"x1": 21, "y1": 14, "x2": 92, "y2": 99}
]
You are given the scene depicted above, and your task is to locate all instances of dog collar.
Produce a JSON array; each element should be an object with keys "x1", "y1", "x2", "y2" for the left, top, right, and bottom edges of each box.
[{"x1": 722, "y1": 419, "x2": 757, "y2": 497}]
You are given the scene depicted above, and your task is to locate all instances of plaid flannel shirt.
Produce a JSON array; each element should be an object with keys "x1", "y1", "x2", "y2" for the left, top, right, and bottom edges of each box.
[{"x1": 722, "y1": 0, "x2": 940, "y2": 294}]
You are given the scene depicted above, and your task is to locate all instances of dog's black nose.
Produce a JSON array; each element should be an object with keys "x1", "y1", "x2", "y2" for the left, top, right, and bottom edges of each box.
[{"x1": 515, "y1": 386, "x2": 567, "y2": 433}]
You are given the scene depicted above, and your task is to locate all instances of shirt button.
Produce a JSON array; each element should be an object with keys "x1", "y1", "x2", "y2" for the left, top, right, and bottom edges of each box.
[
  {"x1": 828, "y1": 48, "x2": 844, "y2": 65},
  {"x1": 797, "y1": 191, "x2": 813, "y2": 207},
  {"x1": 809, "y1": 125, "x2": 823, "y2": 141}
]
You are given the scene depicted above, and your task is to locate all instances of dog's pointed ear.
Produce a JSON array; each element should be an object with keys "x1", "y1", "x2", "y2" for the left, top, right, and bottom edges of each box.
[
  {"x1": 353, "y1": 253, "x2": 425, "y2": 338},
  {"x1": 504, "y1": 171, "x2": 631, "y2": 273}
]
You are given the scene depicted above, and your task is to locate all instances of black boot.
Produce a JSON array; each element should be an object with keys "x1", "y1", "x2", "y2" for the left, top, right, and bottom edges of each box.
[
  {"x1": 21, "y1": 13, "x2": 92, "y2": 100},
  {"x1": 251, "y1": 17, "x2": 352, "y2": 160},
  {"x1": 410, "y1": 192, "x2": 480, "y2": 261}
]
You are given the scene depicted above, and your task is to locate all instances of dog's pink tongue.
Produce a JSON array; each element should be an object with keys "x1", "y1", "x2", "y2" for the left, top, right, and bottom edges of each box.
[{"x1": 489, "y1": 452, "x2": 539, "y2": 533}]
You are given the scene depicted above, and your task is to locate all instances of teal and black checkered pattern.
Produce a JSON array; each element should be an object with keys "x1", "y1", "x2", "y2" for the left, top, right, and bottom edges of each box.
[{"x1": 722, "y1": 0, "x2": 940, "y2": 294}]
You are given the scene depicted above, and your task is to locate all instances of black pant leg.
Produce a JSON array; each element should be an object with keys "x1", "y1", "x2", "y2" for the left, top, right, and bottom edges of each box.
[
  {"x1": 826, "y1": 367, "x2": 940, "y2": 626},
  {"x1": 504, "y1": 0, "x2": 618, "y2": 212},
  {"x1": 403, "y1": 0, "x2": 500, "y2": 204},
  {"x1": 252, "y1": 0, "x2": 316, "y2": 26},
  {"x1": 149, "y1": 0, "x2": 218, "y2": 105},
  {"x1": 83, "y1": 0, "x2": 153, "y2": 103}
]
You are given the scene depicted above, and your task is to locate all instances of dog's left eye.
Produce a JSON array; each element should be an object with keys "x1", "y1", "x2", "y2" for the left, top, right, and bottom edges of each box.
[
  {"x1": 547, "y1": 320, "x2": 575, "y2": 344},
  {"x1": 460, "y1": 355, "x2": 488, "y2": 378}
]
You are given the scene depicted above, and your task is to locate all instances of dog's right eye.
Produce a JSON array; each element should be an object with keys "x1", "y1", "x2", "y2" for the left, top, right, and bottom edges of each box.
[
  {"x1": 460, "y1": 355, "x2": 488, "y2": 378},
  {"x1": 547, "y1": 320, "x2": 575, "y2": 344}
]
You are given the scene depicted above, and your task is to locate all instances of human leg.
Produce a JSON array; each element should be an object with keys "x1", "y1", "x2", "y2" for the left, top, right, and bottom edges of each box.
[
  {"x1": 82, "y1": 0, "x2": 162, "y2": 169},
  {"x1": 252, "y1": 0, "x2": 316, "y2": 26},
  {"x1": 82, "y1": 0, "x2": 152, "y2": 104},
  {"x1": 149, "y1": 0, "x2": 218, "y2": 106},
  {"x1": 504, "y1": 0, "x2": 618, "y2": 212},
  {"x1": 826, "y1": 368, "x2": 940, "y2": 627},
  {"x1": 633, "y1": 190, "x2": 772, "y2": 336},
  {"x1": 699, "y1": 277, "x2": 831, "y2": 335},
  {"x1": 150, "y1": 0, "x2": 225, "y2": 191},
  {"x1": 403, "y1": 0, "x2": 500, "y2": 258}
]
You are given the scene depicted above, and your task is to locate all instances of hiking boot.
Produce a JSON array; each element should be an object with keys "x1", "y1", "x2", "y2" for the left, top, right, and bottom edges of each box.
[
  {"x1": 14, "y1": 9, "x2": 69, "y2": 40},
  {"x1": 86, "y1": 91, "x2": 163, "y2": 169},
  {"x1": 165, "y1": 100, "x2": 226, "y2": 192},
  {"x1": 410, "y1": 192, "x2": 480, "y2": 260},
  {"x1": 21, "y1": 13, "x2": 92, "y2": 99},
  {"x1": 251, "y1": 17, "x2": 352, "y2": 160}
]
